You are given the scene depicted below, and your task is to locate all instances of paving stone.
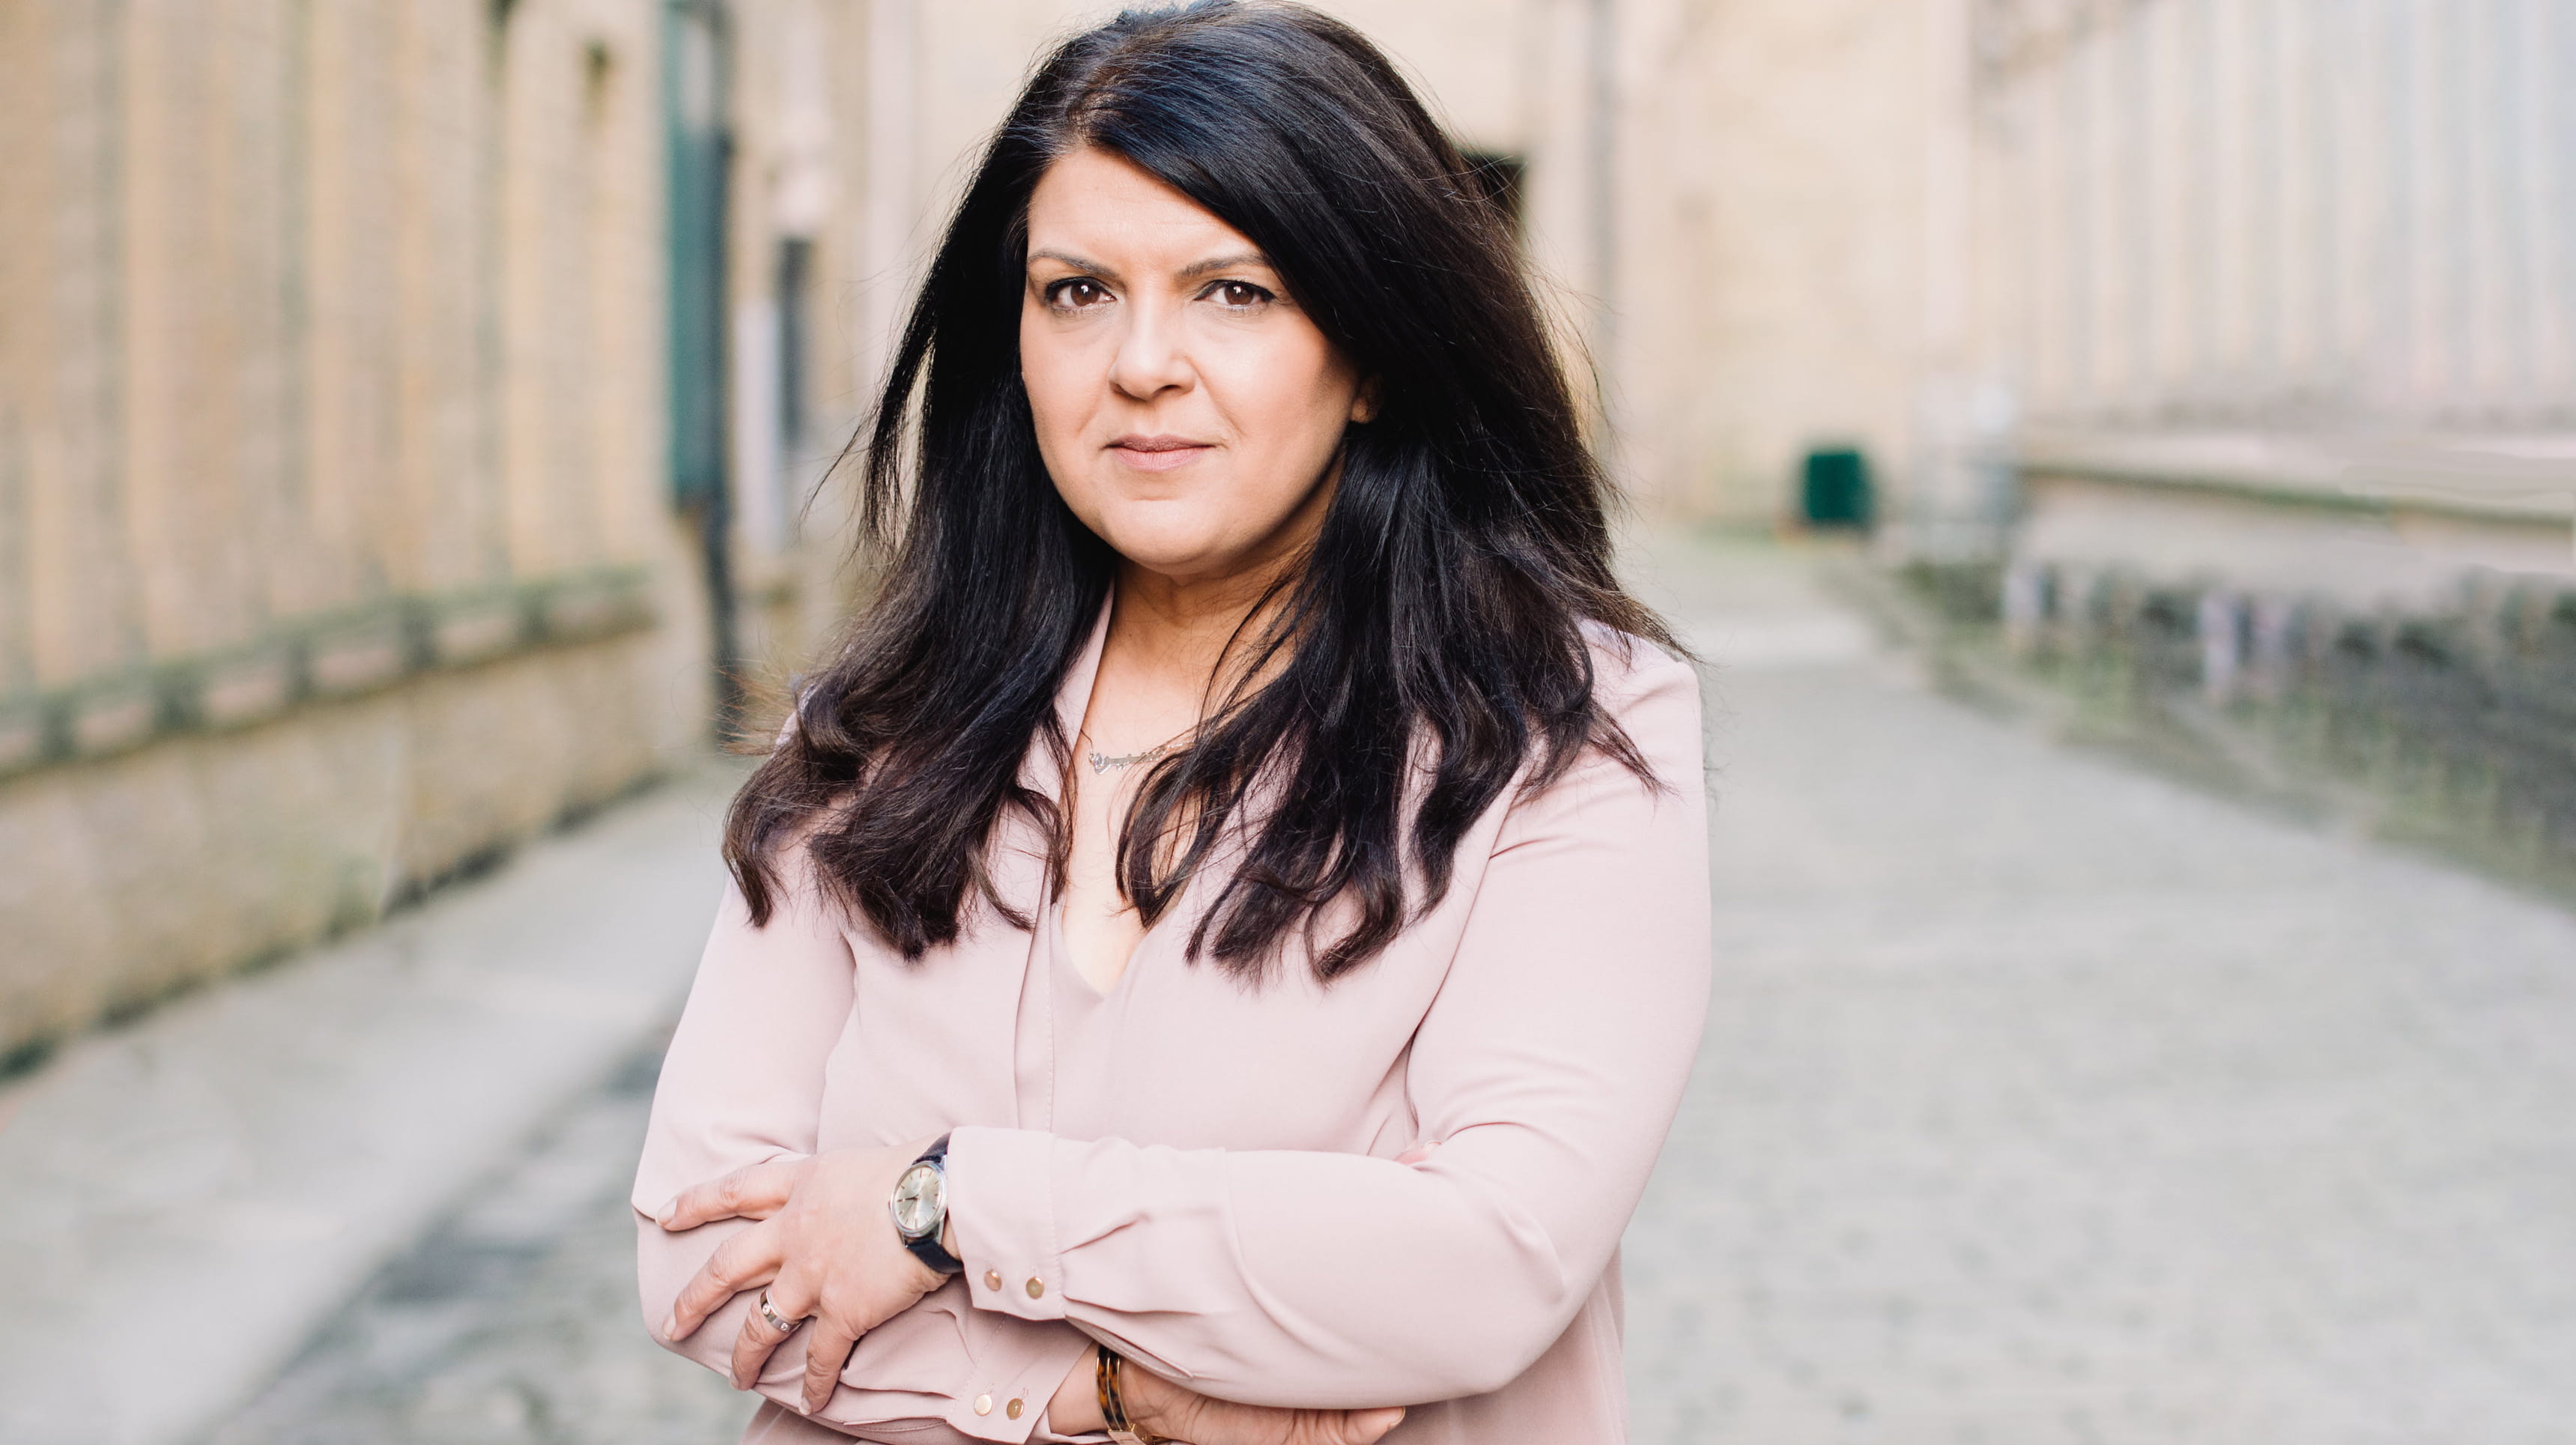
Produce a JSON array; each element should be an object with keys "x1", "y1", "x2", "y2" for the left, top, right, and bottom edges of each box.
[
  {"x1": 204, "y1": 1042, "x2": 752, "y2": 1445},
  {"x1": 1620, "y1": 533, "x2": 2576, "y2": 1444},
  {"x1": 0, "y1": 766, "x2": 741, "y2": 1445}
]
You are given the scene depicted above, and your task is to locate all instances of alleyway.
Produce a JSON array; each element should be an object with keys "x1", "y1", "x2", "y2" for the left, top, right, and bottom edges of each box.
[{"x1": 14, "y1": 536, "x2": 2570, "y2": 1445}]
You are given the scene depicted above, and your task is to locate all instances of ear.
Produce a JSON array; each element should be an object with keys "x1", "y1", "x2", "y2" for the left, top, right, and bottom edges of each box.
[{"x1": 1349, "y1": 376, "x2": 1381, "y2": 425}]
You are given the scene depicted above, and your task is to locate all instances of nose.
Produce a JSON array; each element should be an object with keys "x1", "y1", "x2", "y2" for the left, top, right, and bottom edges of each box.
[{"x1": 1106, "y1": 294, "x2": 1194, "y2": 402}]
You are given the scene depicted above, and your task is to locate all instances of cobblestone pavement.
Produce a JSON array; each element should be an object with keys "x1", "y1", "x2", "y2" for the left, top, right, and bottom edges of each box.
[
  {"x1": 205, "y1": 1035, "x2": 754, "y2": 1445},
  {"x1": 203, "y1": 536, "x2": 2576, "y2": 1444},
  {"x1": 1621, "y1": 534, "x2": 2576, "y2": 1444},
  {"x1": 1, "y1": 770, "x2": 739, "y2": 1445}
]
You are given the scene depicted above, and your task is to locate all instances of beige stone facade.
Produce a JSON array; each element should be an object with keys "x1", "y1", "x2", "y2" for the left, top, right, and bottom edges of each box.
[
  {"x1": 714, "y1": 0, "x2": 875, "y2": 678},
  {"x1": 0, "y1": 0, "x2": 871, "y2": 1056},
  {"x1": 16, "y1": 0, "x2": 2551, "y2": 1055},
  {"x1": 1968, "y1": 0, "x2": 2576, "y2": 597},
  {"x1": 0, "y1": 0, "x2": 2072, "y2": 1054},
  {"x1": 840, "y1": 0, "x2": 1977, "y2": 526}
]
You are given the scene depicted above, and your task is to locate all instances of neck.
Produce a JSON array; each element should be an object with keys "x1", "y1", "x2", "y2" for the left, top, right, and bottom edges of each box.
[
  {"x1": 1104, "y1": 547, "x2": 1300, "y2": 707},
  {"x1": 1094, "y1": 463, "x2": 1336, "y2": 722}
]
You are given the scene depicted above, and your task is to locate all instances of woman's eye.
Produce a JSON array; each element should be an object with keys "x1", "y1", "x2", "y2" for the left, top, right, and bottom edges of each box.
[
  {"x1": 1209, "y1": 280, "x2": 1273, "y2": 309},
  {"x1": 1046, "y1": 279, "x2": 1110, "y2": 309}
]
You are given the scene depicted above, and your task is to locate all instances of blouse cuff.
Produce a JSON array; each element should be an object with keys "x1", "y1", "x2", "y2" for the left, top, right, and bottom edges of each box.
[
  {"x1": 945, "y1": 1126, "x2": 1070, "y2": 1324},
  {"x1": 939, "y1": 1312, "x2": 1097, "y2": 1443}
]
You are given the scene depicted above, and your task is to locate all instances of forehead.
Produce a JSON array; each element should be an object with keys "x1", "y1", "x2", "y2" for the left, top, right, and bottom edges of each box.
[{"x1": 1025, "y1": 147, "x2": 1262, "y2": 265}]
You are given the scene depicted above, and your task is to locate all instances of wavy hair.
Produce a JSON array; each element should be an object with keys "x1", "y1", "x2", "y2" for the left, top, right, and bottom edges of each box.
[{"x1": 724, "y1": 0, "x2": 1677, "y2": 981}]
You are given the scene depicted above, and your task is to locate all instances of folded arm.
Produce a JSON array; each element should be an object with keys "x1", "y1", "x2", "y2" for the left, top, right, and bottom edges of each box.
[
  {"x1": 945, "y1": 655, "x2": 1712, "y2": 1408},
  {"x1": 633, "y1": 867, "x2": 1094, "y2": 1443}
]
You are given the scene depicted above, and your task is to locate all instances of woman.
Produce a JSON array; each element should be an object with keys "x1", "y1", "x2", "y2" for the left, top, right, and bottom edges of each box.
[{"x1": 634, "y1": 4, "x2": 1709, "y2": 1441}]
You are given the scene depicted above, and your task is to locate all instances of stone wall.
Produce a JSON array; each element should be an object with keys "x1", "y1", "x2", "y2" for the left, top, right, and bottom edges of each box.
[
  {"x1": 1961, "y1": 0, "x2": 2576, "y2": 560},
  {"x1": 0, "y1": 0, "x2": 874, "y2": 1061},
  {"x1": 0, "y1": 625, "x2": 694, "y2": 1064},
  {"x1": 1941, "y1": 0, "x2": 2576, "y2": 830}
]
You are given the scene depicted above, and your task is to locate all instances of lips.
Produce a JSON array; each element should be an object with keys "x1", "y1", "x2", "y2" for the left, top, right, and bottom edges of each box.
[{"x1": 1108, "y1": 434, "x2": 1214, "y2": 473}]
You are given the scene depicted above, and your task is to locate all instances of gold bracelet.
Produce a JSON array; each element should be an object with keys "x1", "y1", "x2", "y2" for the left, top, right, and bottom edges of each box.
[{"x1": 1095, "y1": 1345, "x2": 1164, "y2": 1445}]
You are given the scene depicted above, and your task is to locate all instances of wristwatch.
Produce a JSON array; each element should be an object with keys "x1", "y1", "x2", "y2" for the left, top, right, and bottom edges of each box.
[{"x1": 889, "y1": 1133, "x2": 964, "y2": 1276}]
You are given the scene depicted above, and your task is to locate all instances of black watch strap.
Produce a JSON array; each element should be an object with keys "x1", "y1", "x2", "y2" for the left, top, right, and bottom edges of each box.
[{"x1": 901, "y1": 1134, "x2": 963, "y2": 1275}]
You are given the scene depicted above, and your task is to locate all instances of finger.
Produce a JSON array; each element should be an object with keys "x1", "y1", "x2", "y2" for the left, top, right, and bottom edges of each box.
[
  {"x1": 1345, "y1": 1407, "x2": 1407, "y2": 1444},
  {"x1": 1285, "y1": 1406, "x2": 1409, "y2": 1445},
  {"x1": 665, "y1": 1220, "x2": 782, "y2": 1341},
  {"x1": 798, "y1": 1312, "x2": 861, "y2": 1415},
  {"x1": 662, "y1": 1159, "x2": 805, "y2": 1230},
  {"x1": 732, "y1": 1273, "x2": 817, "y2": 1390}
]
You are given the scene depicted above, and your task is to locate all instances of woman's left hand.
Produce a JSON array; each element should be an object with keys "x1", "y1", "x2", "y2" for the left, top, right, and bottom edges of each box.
[{"x1": 658, "y1": 1139, "x2": 949, "y2": 1414}]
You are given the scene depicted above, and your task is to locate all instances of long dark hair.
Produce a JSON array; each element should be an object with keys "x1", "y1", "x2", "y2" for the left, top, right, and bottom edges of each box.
[{"x1": 724, "y1": 0, "x2": 1677, "y2": 981}]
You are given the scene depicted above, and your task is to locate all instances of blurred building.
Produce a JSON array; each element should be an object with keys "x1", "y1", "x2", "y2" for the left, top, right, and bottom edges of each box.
[
  {"x1": 855, "y1": 0, "x2": 1967, "y2": 527},
  {"x1": 0, "y1": 0, "x2": 1928, "y2": 1064},
  {"x1": 7, "y1": 0, "x2": 2567, "y2": 1058},
  {"x1": 1952, "y1": 0, "x2": 2576, "y2": 882},
  {"x1": 0, "y1": 0, "x2": 870, "y2": 1060},
  {"x1": 1970, "y1": 0, "x2": 2576, "y2": 600}
]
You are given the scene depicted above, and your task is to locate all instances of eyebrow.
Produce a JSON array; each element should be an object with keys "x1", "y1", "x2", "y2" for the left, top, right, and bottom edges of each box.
[
  {"x1": 1175, "y1": 252, "x2": 1271, "y2": 281},
  {"x1": 1025, "y1": 249, "x2": 1274, "y2": 284},
  {"x1": 1028, "y1": 249, "x2": 1117, "y2": 282}
]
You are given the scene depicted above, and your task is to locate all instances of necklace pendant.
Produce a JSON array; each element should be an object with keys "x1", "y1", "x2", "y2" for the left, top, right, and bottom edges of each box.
[{"x1": 1088, "y1": 743, "x2": 1167, "y2": 775}]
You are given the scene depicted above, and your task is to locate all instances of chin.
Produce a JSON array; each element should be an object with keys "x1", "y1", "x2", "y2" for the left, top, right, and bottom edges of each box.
[
  {"x1": 1077, "y1": 497, "x2": 1218, "y2": 565},
  {"x1": 1100, "y1": 533, "x2": 1241, "y2": 579}
]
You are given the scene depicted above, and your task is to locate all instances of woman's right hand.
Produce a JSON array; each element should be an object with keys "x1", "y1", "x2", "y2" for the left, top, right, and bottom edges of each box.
[
  {"x1": 1037, "y1": 1145, "x2": 1440, "y2": 1443},
  {"x1": 1133, "y1": 1376, "x2": 1407, "y2": 1445},
  {"x1": 1047, "y1": 1355, "x2": 1405, "y2": 1445}
]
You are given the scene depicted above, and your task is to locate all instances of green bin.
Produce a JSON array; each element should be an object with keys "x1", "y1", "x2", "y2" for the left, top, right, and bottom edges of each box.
[{"x1": 1800, "y1": 448, "x2": 1873, "y2": 530}]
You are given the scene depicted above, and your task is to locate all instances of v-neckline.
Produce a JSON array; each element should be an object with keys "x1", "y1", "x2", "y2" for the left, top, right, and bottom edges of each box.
[
  {"x1": 1043, "y1": 595, "x2": 1219, "y2": 1002},
  {"x1": 1048, "y1": 897, "x2": 1142, "y2": 1003},
  {"x1": 1051, "y1": 593, "x2": 1175, "y2": 1002}
]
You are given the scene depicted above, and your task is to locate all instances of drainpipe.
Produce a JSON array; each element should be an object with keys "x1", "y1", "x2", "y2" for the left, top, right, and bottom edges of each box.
[
  {"x1": 1587, "y1": 0, "x2": 1618, "y2": 359},
  {"x1": 664, "y1": 0, "x2": 742, "y2": 737}
]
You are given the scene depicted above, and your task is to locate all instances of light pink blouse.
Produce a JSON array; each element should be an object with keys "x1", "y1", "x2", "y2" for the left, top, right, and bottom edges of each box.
[{"x1": 634, "y1": 615, "x2": 1710, "y2": 1445}]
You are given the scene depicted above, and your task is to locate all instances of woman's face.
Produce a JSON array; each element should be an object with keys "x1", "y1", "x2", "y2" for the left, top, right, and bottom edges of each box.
[{"x1": 1020, "y1": 147, "x2": 1369, "y2": 590}]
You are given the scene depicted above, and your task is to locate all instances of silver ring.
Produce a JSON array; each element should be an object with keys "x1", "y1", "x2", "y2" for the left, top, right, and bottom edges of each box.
[{"x1": 756, "y1": 1288, "x2": 804, "y2": 1336}]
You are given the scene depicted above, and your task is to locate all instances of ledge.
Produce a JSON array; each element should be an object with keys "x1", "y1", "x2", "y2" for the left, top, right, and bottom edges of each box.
[
  {"x1": 0, "y1": 566, "x2": 658, "y2": 782},
  {"x1": 2019, "y1": 429, "x2": 2576, "y2": 522}
]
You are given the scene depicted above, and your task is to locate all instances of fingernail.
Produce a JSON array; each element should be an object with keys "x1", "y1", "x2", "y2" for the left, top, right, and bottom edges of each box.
[
  {"x1": 657, "y1": 1198, "x2": 679, "y2": 1226},
  {"x1": 661, "y1": 1313, "x2": 678, "y2": 1338}
]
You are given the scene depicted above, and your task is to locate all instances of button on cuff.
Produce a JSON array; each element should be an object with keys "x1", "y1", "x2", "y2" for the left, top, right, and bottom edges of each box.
[
  {"x1": 945, "y1": 1126, "x2": 1070, "y2": 1322},
  {"x1": 940, "y1": 1307, "x2": 1099, "y2": 1444}
]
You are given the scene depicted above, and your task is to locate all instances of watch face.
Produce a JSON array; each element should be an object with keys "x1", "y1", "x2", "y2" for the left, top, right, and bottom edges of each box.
[{"x1": 891, "y1": 1162, "x2": 944, "y2": 1239}]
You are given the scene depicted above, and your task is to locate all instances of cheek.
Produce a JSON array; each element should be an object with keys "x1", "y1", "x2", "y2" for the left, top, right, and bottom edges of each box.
[
  {"x1": 1206, "y1": 334, "x2": 1356, "y2": 494},
  {"x1": 1014, "y1": 316, "x2": 1076, "y2": 443},
  {"x1": 1019, "y1": 316, "x2": 1097, "y2": 474}
]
